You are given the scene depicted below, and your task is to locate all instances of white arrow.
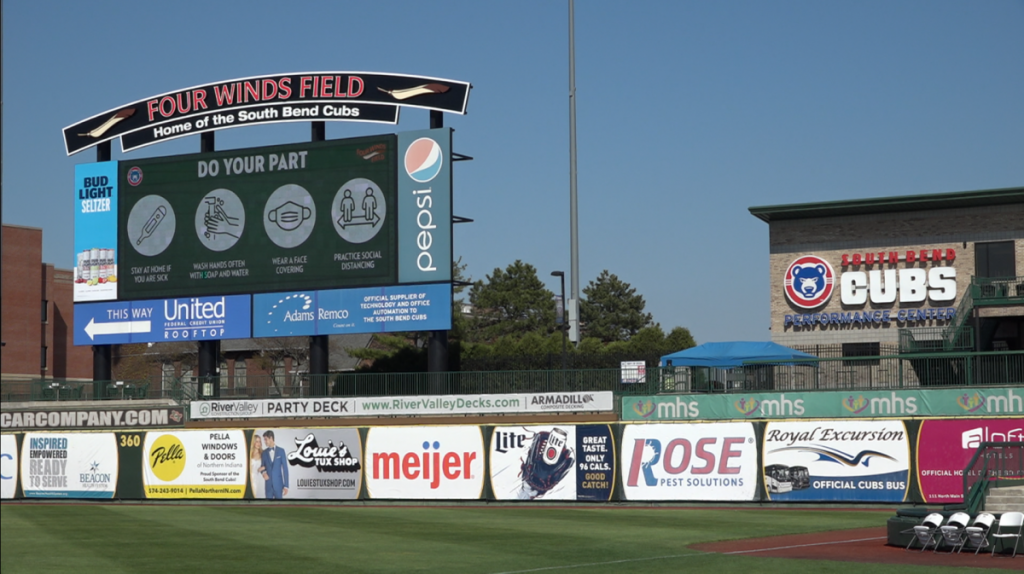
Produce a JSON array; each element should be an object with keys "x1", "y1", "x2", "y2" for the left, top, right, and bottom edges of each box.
[{"x1": 84, "y1": 318, "x2": 152, "y2": 341}]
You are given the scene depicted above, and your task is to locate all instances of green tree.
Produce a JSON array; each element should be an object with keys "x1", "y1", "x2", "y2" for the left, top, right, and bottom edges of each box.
[
  {"x1": 467, "y1": 260, "x2": 555, "y2": 342},
  {"x1": 580, "y1": 270, "x2": 653, "y2": 342}
]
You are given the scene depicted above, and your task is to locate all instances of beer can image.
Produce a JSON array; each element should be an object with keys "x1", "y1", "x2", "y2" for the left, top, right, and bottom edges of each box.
[
  {"x1": 77, "y1": 251, "x2": 87, "y2": 281},
  {"x1": 89, "y1": 248, "x2": 100, "y2": 280},
  {"x1": 541, "y1": 428, "x2": 569, "y2": 466}
]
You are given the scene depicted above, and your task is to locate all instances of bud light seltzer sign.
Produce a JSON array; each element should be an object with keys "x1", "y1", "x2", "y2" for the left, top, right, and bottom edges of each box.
[
  {"x1": 74, "y1": 162, "x2": 119, "y2": 302},
  {"x1": 489, "y1": 425, "x2": 614, "y2": 501}
]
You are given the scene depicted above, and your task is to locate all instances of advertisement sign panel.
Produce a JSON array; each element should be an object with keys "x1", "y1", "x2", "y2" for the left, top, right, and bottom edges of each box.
[
  {"x1": 762, "y1": 420, "x2": 910, "y2": 502},
  {"x1": 74, "y1": 162, "x2": 119, "y2": 302},
  {"x1": 620, "y1": 361, "x2": 646, "y2": 384},
  {"x1": 397, "y1": 128, "x2": 452, "y2": 284},
  {"x1": 117, "y1": 136, "x2": 398, "y2": 300},
  {"x1": 248, "y1": 428, "x2": 362, "y2": 500},
  {"x1": 2, "y1": 407, "x2": 185, "y2": 430},
  {"x1": 21, "y1": 433, "x2": 118, "y2": 498},
  {"x1": 490, "y1": 425, "x2": 614, "y2": 501},
  {"x1": 142, "y1": 430, "x2": 246, "y2": 499},
  {"x1": 73, "y1": 295, "x2": 251, "y2": 345},
  {"x1": 620, "y1": 423, "x2": 757, "y2": 501},
  {"x1": 1, "y1": 435, "x2": 17, "y2": 499},
  {"x1": 622, "y1": 387, "x2": 1024, "y2": 421},
  {"x1": 191, "y1": 391, "x2": 614, "y2": 420},
  {"x1": 251, "y1": 283, "x2": 451, "y2": 338},
  {"x1": 917, "y1": 419, "x2": 1024, "y2": 504},
  {"x1": 365, "y1": 426, "x2": 483, "y2": 499}
]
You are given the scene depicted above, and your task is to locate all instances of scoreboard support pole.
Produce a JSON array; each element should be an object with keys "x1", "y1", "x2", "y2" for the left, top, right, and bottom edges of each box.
[
  {"x1": 93, "y1": 141, "x2": 113, "y2": 398},
  {"x1": 197, "y1": 132, "x2": 221, "y2": 398},
  {"x1": 309, "y1": 121, "x2": 330, "y2": 396},
  {"x1": 427, "y1": 110, "x2": 450, "y2": 383}
]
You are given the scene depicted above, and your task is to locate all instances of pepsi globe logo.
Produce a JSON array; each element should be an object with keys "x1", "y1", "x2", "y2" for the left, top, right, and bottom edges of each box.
[
  {"x1": 784, "y1": 255, "x2": 835, "y2": 309},
  {"x1": 404, "y1": 138, "x2": 443, "y2": 183}
]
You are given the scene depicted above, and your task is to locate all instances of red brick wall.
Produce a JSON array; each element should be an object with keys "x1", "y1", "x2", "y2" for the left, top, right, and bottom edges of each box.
[{"x1": 2, "y1": 225, "x2": 45, "y2": 377}]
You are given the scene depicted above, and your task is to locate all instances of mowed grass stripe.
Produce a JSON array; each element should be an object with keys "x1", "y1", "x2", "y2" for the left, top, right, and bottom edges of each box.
[{"x1": 0, "y1": 505, "x2": 982, "y2": 574}]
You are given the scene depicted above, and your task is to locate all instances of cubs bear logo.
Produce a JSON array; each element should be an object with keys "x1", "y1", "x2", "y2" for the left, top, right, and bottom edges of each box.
[{"x1": 784, "y1": 255, "x2": 834, "y2": 309}]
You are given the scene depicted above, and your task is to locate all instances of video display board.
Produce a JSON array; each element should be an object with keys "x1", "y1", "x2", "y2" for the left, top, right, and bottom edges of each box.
[{"x1": 117, "y1": 135, "x2": 398, "y2": 300}]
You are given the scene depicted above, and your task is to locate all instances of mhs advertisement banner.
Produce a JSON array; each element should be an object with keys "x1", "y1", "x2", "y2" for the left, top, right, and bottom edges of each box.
[
  {"x1": 489, "y1": 425, "x2": 615, "y2": 501},
  {"x1": 762, "y1": 420, "x2": 910, "y2": 502},
  {"x1": 191, "y1": 391, "x2": 614, "y2": 420}
]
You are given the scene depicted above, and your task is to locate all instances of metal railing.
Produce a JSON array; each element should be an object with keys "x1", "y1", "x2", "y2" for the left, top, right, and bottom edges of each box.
[
  {"x1": 0, "y1": 378, "x2": 190, "y2": 403},
  {"x1": 957, "y1": 442, "x2": 1024, "y2": 514}
]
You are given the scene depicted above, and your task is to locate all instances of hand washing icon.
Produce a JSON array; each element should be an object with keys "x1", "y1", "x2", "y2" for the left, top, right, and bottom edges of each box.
[{"x1": 268, "y1": 201, "x2": 311, "y2": 231}]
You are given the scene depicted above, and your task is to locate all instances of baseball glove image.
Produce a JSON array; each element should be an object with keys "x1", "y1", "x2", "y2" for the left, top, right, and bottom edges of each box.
[{"x1": 518, "y1": 428, "x2": 574, "y2": 499}]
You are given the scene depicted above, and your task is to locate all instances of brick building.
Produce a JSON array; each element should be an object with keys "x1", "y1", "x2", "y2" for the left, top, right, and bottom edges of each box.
[
  {"x1": 1, "y1": 224, "x2": 92, "y2": 381},
  {"x1": 750, "y1": 187, "x2": 1024, "y2": 356}
]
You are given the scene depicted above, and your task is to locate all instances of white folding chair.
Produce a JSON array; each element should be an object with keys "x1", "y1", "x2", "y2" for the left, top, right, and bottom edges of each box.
[
  {"x1": 991, "y1": 511, "x2": 1023, "y2": 558},
  {"x1": 904, "y1": 512, "x2": 944, "y2": 552},
  {"x1": 960, "y1": 513, "x2": 996, "y2": 554},
  {"x1": 936, "y1": 512, "x2": 970, "y2": 552}
]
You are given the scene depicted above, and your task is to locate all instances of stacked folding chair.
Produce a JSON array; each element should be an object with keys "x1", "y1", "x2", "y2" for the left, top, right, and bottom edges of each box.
[
  {"x1": 935, "y1": 512, "x2": 970, "y2": 552},
  {"x1": 990, "y1": 511, "x2": 1023, "y2": 558},
  {"x1": 904, "y1": 512, "x2": 944, "y2": 552},
  {"x1": 958, "y1": 513, "x2": 995, "y2": 554}
]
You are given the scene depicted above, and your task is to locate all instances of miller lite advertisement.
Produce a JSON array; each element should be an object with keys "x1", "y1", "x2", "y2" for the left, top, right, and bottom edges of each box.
[
  {"x1": 489, "y1": 425, "x2": 615, "y2": 501},
  {"x1": 620, "y1": 423, "x2": 757, "y2": 501},
  {"x1": 364, "y1": 426, "x2": 484, "y2": 499}
]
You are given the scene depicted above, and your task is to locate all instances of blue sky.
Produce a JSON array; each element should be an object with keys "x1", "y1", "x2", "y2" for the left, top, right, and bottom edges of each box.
[{"x1": 3, "y1": 0, "x2": 1022, "y2": 344}]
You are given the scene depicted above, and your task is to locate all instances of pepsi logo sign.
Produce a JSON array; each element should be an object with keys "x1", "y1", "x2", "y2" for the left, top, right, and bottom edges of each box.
[
  {"x1": 404, "y1": 138, "x2": 443, "y2": 183},
  {"x1": 784, "y1": 255, "x2": 835, "y2": 309}
]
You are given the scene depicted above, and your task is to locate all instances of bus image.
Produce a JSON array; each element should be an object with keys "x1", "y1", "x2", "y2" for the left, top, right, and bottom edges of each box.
[
  {"x1": 789, "y1": 466, "x2": 810, "y2": 490},
  {"x1": 764, "y1": 464, "x2": 793, "y2": 494}
]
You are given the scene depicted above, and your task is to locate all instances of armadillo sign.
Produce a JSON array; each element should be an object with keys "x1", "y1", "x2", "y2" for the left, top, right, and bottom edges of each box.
[{"x1": 64, "y1": 72, "x2": 471, "y2": 155}]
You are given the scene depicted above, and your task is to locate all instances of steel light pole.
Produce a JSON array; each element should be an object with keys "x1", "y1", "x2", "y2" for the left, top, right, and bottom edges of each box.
[{"x1": 551, "y1": 271, "x2": 567, "y2": 370}]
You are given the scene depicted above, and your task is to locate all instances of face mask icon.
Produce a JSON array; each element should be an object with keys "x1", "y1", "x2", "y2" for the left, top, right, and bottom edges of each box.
[{"x1": 268, "y1": 201, "x2": 311, "y2": 231}]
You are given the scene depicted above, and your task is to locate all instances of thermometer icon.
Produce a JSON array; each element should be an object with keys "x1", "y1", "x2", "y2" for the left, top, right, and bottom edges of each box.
[{"x1": 137, "y1": 205, "x2": 166, "y2": 245}]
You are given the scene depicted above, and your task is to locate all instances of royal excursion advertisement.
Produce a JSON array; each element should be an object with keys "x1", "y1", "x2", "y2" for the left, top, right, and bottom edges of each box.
[
  {"x1": 917, "y1": 418, "x2": 1024, "y2": 504},
  {"x1": 2, "y1": 434, "x2": 18, "y2": 499},
  {"x1": 620, "y1": 422, "x2": 757, "y2": 501},
  {"x1": 364, "y1": 426, "x2": 484, "y2": 500},
  {"x1": 143, "y1": 430, "x2": 246, "y2": 499},
  {"x1": 762, "y1": 420, "x2": 910, "y2": 502},
  {"x1": 20, "y1": 432, "x2": 118, "y2": 498},
  {"x1": 248, "y1": 428, "x2": 362, "y2": 500},
  {"x1": 489, "y1": 425, "x2": 614, "y2": 501}
]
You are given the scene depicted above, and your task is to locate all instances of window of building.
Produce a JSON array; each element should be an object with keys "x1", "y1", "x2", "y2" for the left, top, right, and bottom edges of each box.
[
  {"x1": 41, "y1": 346, "x2": 48, "y2": 369},
  {"x1": 41, "y1": 300, "x2": 48, "y2": 323},
  {"x1": 975, "y1": 241, "x2": 1016, "y2": 279},
  {"x1": 234, "y1": 360, "x2": 247, "y2": 389},
  {"x1": 161, "y1": 362, "x2": 176, "y2": 391},
  {"x1": 842, "y1": 342, "x2": 880, "y2": 366}
]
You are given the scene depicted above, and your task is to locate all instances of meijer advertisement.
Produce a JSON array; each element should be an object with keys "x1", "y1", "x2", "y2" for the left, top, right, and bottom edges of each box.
[
  {"x1": 620, "y1": 423, "x2": 757, "y2": 501},
  {"x1": 2, "y1": 434, "x2": 18, "y2": 499},
  {"x1": 248, "y1": 428, "x2": 362, "y2": 500},
  {"x1": 143, "y1": 430, "x2": 246, "y2": 499},
  {"x1": 21, "y1": 432, "x2": 118, "y2": 498},
  {"x1": 489, "y1": 425, "x2": 614, "y2": 501},
  {"x1": 365, "y1": 426, "x2": 483, "y2": 499},
  {"x1": 762, "y1": 420, "x2": 910, "y2": 502}
]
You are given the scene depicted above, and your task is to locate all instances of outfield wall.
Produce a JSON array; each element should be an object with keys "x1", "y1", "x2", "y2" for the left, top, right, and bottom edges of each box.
[{"x1": 3, "y1": 417, "x2": 1020, "y2": 504}]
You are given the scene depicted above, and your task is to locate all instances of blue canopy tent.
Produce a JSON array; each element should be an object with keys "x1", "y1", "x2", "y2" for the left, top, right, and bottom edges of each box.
[{"x1": 660, "y1": 341, "x2": 817, "y2": 368}]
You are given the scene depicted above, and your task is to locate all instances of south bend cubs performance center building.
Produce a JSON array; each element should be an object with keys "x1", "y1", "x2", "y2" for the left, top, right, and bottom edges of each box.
[{"x1": 750, "y1": 187, "x2": 1023, "y2": 353}]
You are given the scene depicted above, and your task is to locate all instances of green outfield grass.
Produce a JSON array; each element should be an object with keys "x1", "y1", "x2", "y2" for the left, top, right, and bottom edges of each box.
[{"x1": 0, "y1": 504, "x2": 990, "y2": 574}]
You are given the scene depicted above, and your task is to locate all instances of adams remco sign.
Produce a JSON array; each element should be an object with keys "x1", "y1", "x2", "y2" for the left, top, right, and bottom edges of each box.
[{"x1": 2, "y1": 407, "x2": 184, "y2": 430}]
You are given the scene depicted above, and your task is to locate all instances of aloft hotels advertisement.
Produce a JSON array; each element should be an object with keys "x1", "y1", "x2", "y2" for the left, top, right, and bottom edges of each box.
[
  {"x1": 143, "y1": 430, "x2": 246, "y2": 499},
  {"x1": 489, "y1": 425, "x2": 615, "y2": 501},
  {"x1": 365, "y1": 426, "x2": 483, "y2": 499},
  {"x1": 21, "y1": 432, "x2": 118, "y2": 498},
  {"x1": 762, "y1": 420, "x2": 910, "y2": 502},
  {"x1": 620, "y1": 422, "x2": 757, "y2": 501},
  {"x1": 2, "y1": 434, "x2": 18, "y2": 499},
  {"x1": 248, "y1": 428, "x2": 362, "y2": 500},
  {"x1": 917, "y1": 418, "x2": 1024, "y2": 504}
]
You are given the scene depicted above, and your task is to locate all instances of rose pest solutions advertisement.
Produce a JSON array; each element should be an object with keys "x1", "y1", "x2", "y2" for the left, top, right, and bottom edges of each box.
[
  {"x1": 489, "y1": 425, "x2": 615, "y2": 501},
  {"x1": 762, "y1": 420, "x2": 910, "y2": 502},
  {"x1": 20, "y1": 433, "x2": 118, "y2": 498},
  {"x1": 143, "y1": 430, "x2": 246, "y2": 498},
  {"x1": 917, "y1": 419, "x2": 1024, "y2": 504},
  {"x1": 248, "y1": 428, "x2": 362, "y2": 500},
  {"x1": 620, "y1": 422, "x2": 757, "y2": 501},
  {"x1": 365, "y1": 426, "x2": 484, "y2": 499}
]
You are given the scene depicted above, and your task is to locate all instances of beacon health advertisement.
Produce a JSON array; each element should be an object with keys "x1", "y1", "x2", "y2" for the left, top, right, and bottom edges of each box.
[
  {"x1": 917, "y1": 418, "x2": 1024, "y2": 504},
  {"x1": 20, "y1": 432, "x2": 118, "y2": 498},
  {"x1": 489, "y1": 425, "x2": 615, "y2": 501},
  {"x1": 248, "y1": 428, "x2": 362, "y2": 500},
  {"x1": 620, "y1": 423, "x2": 757, "y2": 501},
  {"x1": 762, "y1": 420, "x2": 910, "y2": 502},
  {"x1": 2, "y1": 434, "x2": 18, "y2": 499},
  {"x1": 143, "y1": 430, "x2": 247, "y2": 499},
  {"x1": 365, "y1": 425, "x2": 484, "y2": 499}
]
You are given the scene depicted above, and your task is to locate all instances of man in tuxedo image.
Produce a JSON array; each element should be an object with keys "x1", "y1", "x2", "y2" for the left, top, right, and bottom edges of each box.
[{"x1": 259, "y1": 430, "x2": 289, "y2": 499}]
